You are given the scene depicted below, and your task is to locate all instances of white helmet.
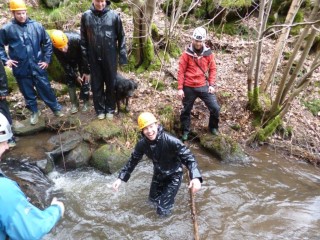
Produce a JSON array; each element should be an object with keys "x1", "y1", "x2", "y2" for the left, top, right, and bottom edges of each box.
[
  {"x1": 192, "y1": 27, "x2": 206, "y2": 41},
  {"x1": 0, "y1": 113, "x2": 13, "y2": 142}
]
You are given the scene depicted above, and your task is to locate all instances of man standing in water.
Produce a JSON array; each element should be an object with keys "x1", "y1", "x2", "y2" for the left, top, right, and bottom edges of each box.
[
  {"x1": 112, "y1": 112, "x2": 202, "y2": 216},
  {"x1": 80, "y1": 0, "x2": 128, "y2": 120},
  {"x1": 0, "y1": 112, "x2": 65, "y2": 239},
  {"x1": 0, "y1": 0, "x2": 64, "y2": 125}
]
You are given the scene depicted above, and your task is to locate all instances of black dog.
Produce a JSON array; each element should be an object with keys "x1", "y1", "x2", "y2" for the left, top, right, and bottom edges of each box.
[{"x1": 115, "y1": 74, "x2": 138, "y2": 113}]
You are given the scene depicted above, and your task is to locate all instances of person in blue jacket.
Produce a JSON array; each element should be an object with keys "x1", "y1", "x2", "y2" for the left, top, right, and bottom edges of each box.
[
  {"x1": 0, "y1": 0, "x2": 63, "y2": 126},
  {"x1": 112, "y1": 112, "x2": 202, "y2": 216},
  {"x1": 0, "y1": 112, "x2": 65, "y2": 240}
]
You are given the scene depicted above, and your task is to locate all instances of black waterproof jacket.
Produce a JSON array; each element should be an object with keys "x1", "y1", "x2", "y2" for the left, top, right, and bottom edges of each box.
[
  {"x1": 80, "y1": 4, "x2": 127, "y2": 70},
  {"x1": 0, "y1": 18, "x2": 52, "y2": 78},
  {"x1": 118, "y1": 125, "x2": 203, "y2": 182},
  {"x1": 0, "y1": 61, "x2": 8, "y2": 97},
  {"x1": 53, "y1": 31, "x2": 90, "y2": 80}
]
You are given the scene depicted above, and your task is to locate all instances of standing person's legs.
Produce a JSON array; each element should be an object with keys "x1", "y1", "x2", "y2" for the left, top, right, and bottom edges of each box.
[
  {"x1": 66, "y1": 75, "x2": 79, "y2": 114},
  {"x1": 90, "y1": 61, "x2": 106, "y2": 117},
  {"x1": 102, "y1": 60, "x2": 116, "y2": 117},
  {"x1": 199, "y1": 86, "x2": 220, "y2": 132},
  {"x1": 149, "y1": 174, "x2": 163, "y2": 207},
  {"x1": 180, "y1": 86, "x2": 197, "y2": 136},
  {"x1": 16, "y1": 77, "x2": 38, "y2": 113},
  {"x1": 34, "y1": 74, "x2": 62, "y2": 113},
  {"x1": 156, "y1": 172, "x2": 182, "y2": 216}
]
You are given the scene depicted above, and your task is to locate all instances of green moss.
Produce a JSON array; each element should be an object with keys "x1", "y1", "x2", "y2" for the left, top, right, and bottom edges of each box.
[
  {"x1": 150, "y1": 79, "x2": 166, "y2": 91},
  {"x1": 220, "y1": 0, "x2": 251, "y2": 8},
  {"x1": 303, "y1": 99, "x2": 320, "y2": 116},
  {"x1": 168, "y1": 42, "x2": 182, "y2": 58},
  {"x1": 215, "y1": 22, "x2": 249, "y2": 36},
  {"x1": 47, "y1": 53, "x2": 65, "y2": 83},
  {"x1": 256, "y1": 116, "x2": 282, "y2": 142},
  {"x1": 136, "y1": 37, "x2": 155, "y2": 73},
  {"x1": 151, "y1": 23, "x2": 160, "y2": 41},
  {"x1": 158, "y1": 105, "x2": 175, "y2": 132},
  {"x1": 220, "y1": 91, "x2": 232, "y2": 98},
  {"x1": 230, "y1": 124, "x2": 241, "y2": 131},
  {"x1": 4, "y1": 67, "x2": 18, "y2": 93},
  {"x1": 283, "y1": 51, "x2": 291, "y2": 60},
  {"x1": 171, "y1": 82, "x2": 178, "y2": 89}
]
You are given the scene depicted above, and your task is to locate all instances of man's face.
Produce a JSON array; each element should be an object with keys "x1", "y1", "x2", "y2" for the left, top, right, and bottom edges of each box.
[
  {"x1": 192, "y1": 39, "x2": 204, "y2": 51},
  {"x1": 142, "y1": 123, "x2": 158, "y2": 141},
  {"x1": 92, "y1": 0, "x2": 106, "y2": 11},
  {"x1": 12, "y1": 10, "x2": 27, "y2": 23},
  {"x1": 57, "y1": 45, "x2": 69, "y2": 53},
  {"x1": 0, "y1": 141, "x2": 9, "y2": 160}
]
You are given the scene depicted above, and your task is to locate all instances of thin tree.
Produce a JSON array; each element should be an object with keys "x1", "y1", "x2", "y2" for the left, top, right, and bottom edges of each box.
[{"x1": 130, "y1": 0, "x2": 156, "y2": 70}]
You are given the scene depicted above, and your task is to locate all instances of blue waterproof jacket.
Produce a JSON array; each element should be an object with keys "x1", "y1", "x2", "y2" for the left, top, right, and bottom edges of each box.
[
  {"x1": 0, "y1": 175, "x2": 61, "y2": 240},
  {"x1": 0, "y1": 18, "x2": 52, "y2": 78}
]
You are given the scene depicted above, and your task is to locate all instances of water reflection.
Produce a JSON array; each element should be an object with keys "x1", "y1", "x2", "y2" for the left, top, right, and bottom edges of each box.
[{"x1": 44, "y1": 146, "x2": 320, "y2": 239}]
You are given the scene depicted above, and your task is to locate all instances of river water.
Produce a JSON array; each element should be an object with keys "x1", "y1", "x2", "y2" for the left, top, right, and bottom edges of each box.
[{"x1": 41, "y1": 145, "x2": 320, "y2": 240}]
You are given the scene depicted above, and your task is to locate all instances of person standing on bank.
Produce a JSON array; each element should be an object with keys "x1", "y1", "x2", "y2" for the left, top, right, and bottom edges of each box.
[
  {"x1": 0, "y1": 0, "x2": 64, "y2": 126},
  {"x1": 112, "y1": 112, "x2": 202, "y2": 216},
  {"x1": 0, "y1": 113, "x2": 65, "y2": 239},
  {"x1": 50, "y1": 30, "x2": 91, "y2": 114},
  {"x1": 80, "y1": 0, "x2": 128, "y2": 120},
  {"x1": 177, "y1": 27, "x2": 220, "y2": 141}
]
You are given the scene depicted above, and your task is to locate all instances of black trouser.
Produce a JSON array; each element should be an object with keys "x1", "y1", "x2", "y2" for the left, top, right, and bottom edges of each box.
[
  {"x1": 149, "y1": 171, "x2": 183, "y2": 216},
  {"x1": 0, "y1": 99, "x2": 12, "y2": 125},
  {"x1": 180, "y1": 86, "x2": 220, "y2": 133},
  {"x1": 90, "y1": 59, "x2": 116, "y2": 115}
]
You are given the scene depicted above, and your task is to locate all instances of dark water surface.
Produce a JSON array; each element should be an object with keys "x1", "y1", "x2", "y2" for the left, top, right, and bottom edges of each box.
[{"x1": 41, "y1": 145, "x2": 320, "y2": 240}]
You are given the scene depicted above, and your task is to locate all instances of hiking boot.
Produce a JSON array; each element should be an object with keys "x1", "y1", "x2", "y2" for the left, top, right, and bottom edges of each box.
[
  {"x1": 211, "y1": 128, "x2": 219, "y2": 136},
  {"x1": 30, "y1": 111, "x2": 40, "y2": 125},
  {"x1": 70, "y1": 104, "x2": 79, "y2": 114},
  {"x1": 97, "y1": 113, "x2": 105, "y2": 120},
  {"x1": 181, "y1": 132, "x2": 189, "y2": 141},
  {"x1": 54, "y1": 111, "x2": 64, "y2": 117},
  {"x1": 81, "y1": 101, "x2": 89, "y2": 112},
  {"x1": 106, "y1": 112, "x2": 114, "y2": 119},
  {"x1": 8, "y1": 137, "x2": 16, "y2": 148}
]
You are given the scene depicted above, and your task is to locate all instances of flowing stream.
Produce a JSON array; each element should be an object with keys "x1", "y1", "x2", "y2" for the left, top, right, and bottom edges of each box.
[{"x1": 38, "y1": 145, "x2": 320, "y2": 240}]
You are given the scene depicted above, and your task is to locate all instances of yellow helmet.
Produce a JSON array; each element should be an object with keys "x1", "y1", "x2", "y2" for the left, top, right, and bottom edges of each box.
[
  {"x1": 50, "y1": 30, "x2": 68, "y2": 49},
  {"x1": 138, "y1": 112, "x2": 157, "y2": 130},
  {"x1": 9, "y1": 0, "x2": 27, "y2": 11}
]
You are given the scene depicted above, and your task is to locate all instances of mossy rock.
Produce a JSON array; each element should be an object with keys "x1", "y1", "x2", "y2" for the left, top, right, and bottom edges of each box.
[
  {"x1": 83, "y1": 119, "x2": 122, "y2": 142},
  {"x1": 200, "y1": 134, "x2": 247, "y2": 162},
  {"x1": 90, "y1": 143, "x2": 130, "y2": 174}
]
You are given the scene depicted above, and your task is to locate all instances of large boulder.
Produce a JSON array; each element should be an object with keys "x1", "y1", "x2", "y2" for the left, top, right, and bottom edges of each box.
[
  {"x1": 12, "y1": 118, "x2": 46, "y2": 136},
  {"x1": 63, "y1": 142, "x2": 91, "y2": 170},
  {"x1": 200, "y1": 134, "x2": 248, "y2": 163},
  {"x1": 46, "y1": 131, "x2": 83, "y2": 162},
  {"x1": 83, "y1": 119, "x2": 122, "y2": 143},
  {"x1": 90, "y1": 143, "x2": 130, "y2": 174}
]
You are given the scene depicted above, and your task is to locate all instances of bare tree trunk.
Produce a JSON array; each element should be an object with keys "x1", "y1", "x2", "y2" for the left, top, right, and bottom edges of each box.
[
  {"x1": 131, "y1": 0, "x2": 156, "y2": 68},
  {"x1": 247, "y1": 0, "x2": 272, "y2": 109},
  {"x1": 260, "y1": 0, "x2": 303, "y2": 92}
]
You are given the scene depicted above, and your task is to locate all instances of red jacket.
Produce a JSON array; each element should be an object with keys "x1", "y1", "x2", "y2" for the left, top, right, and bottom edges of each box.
[{"x1": 177, "y1": 44, "x2": 216, "y2": 90}]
